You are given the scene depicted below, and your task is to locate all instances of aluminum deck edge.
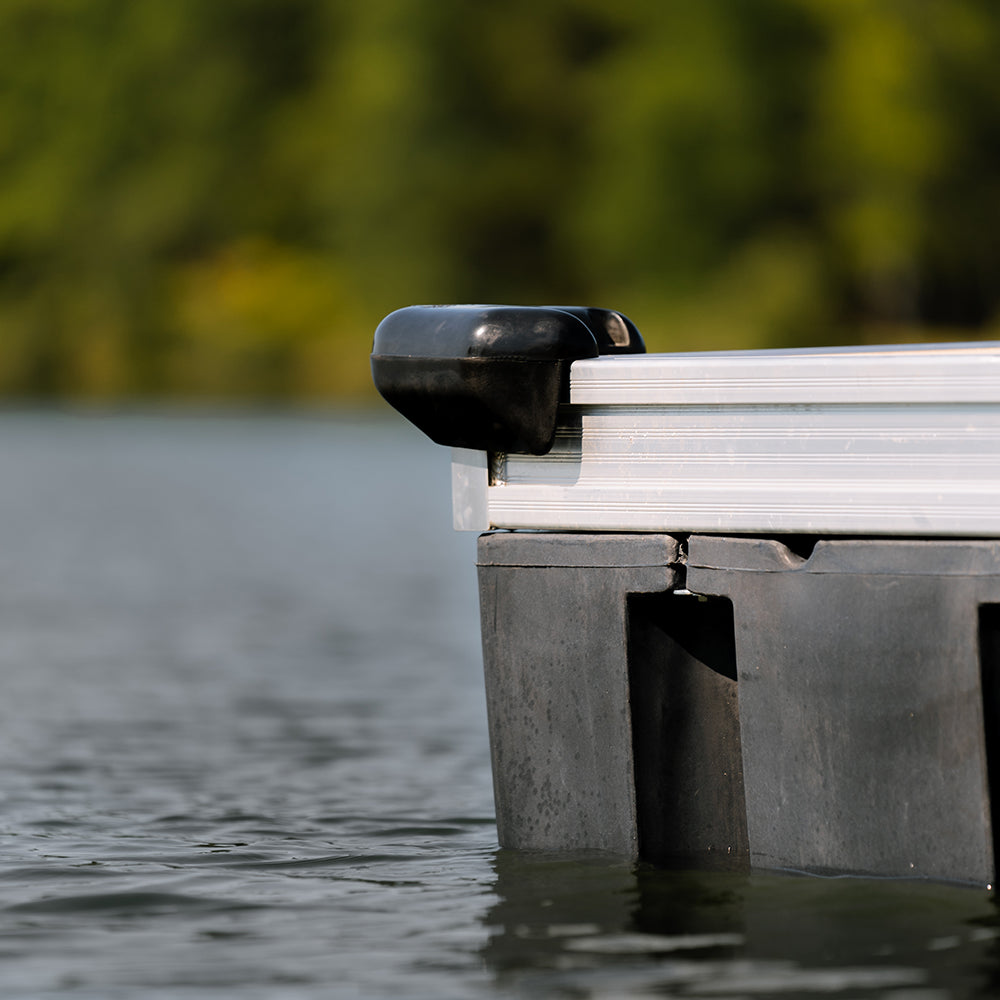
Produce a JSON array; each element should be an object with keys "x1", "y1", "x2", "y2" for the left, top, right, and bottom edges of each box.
[{"x1": 452, "y1": 341, "x2": 1000, "y2": 535}]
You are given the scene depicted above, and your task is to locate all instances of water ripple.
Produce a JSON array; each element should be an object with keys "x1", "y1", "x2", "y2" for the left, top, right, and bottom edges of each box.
[{"x1": 8, "y1": 891, "x2": 259, "y2": 916}]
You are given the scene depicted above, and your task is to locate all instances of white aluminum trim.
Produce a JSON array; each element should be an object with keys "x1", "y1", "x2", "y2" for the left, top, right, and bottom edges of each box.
[
  {"x1": 469, "y1": 341, "x2": 1000, "y2": 536},
  {"x1": 570, "y1": 342, "x2": 1000, "y2": 406},
  {"x1": 451, "y1": 448, "x2": 489, "y2": 531}
]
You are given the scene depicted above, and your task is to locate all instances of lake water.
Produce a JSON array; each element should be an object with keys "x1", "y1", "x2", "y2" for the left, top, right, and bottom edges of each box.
[{"x1": 0, "y1": 410, "x2": 996, "y2": 999}]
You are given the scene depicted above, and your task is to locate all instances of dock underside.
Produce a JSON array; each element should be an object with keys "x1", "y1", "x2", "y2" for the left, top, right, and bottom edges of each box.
[{"x1": 478, "y1": 531, "x2": 1000, "y2": 886}]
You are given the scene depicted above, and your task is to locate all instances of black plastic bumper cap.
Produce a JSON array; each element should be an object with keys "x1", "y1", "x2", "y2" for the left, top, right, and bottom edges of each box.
[{"x1": 371, "y1": 304, "x2": 644, "y2": 455}]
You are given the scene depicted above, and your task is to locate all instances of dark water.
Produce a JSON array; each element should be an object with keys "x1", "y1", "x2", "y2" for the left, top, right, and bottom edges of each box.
[{"x1": 0, "y1": 411, "x2": 996, "y2": 998}]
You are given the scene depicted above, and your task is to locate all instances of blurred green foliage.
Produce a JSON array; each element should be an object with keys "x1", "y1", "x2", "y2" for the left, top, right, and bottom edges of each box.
[{"x1": 2, "y1": 0, "x2": 999, "y2": 401}]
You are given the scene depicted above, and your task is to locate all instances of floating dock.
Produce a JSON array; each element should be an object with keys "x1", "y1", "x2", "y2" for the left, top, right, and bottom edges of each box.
[{"x1": 373, "y1": 305, "x2": 1000, "y2": 885}]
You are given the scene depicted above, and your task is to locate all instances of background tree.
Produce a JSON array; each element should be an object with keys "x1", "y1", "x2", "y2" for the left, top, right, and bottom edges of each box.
[{"x1": 0, "y1": 0, "x2": 998, "y2": 401}]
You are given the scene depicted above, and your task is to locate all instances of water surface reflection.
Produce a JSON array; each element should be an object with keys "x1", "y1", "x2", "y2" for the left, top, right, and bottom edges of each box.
[{"x1": 483, "y1": 851, "x2": 1000, "y2": 998}]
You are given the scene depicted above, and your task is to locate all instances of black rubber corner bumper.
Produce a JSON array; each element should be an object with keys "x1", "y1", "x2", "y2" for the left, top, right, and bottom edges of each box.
[{"x1": 370, "y1": 304, "x2": 644, "y2": 455}]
